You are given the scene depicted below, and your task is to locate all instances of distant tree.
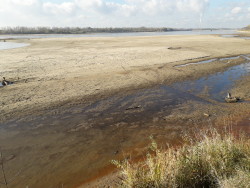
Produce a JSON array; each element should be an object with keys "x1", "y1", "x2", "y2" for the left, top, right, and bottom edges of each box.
[
  {"x1": 243, "y1": 25, "x2": 250, "y2": 30},
  {"x1": 0, "y1": 26, "x2": 222, "y2": 35}
]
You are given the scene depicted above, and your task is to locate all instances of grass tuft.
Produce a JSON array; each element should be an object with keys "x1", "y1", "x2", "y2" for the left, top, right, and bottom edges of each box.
[{"x1": 112, "y1": 128, "x2": 250, "y2": 188}]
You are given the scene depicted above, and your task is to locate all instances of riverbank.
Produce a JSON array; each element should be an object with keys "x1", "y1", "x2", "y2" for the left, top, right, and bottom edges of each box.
[
  {"x1": 111, "y1": 128, "x2": 250, "y2": 188},
  {"x1": 0, "y1": 34, "x2": 250, "y2": 188}
]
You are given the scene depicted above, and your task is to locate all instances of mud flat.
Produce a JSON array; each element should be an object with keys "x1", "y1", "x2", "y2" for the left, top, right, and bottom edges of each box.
[{"x1": 0, "y1": 34, "x2": 250, "y2": 188}]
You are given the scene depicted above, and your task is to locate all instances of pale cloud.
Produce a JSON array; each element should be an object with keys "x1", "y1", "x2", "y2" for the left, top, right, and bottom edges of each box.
[
  {"x1": 118, "y1": 4, "x2": 137, "y2": 17},
  {"x1": 75, "y1": 0, "x2": 117, "y2": 13},
  {"x1": 231, "y1": 7, "x2": 242, "y2": 14},
  {"x1": 11, "y1": 0, "x2": 38, "y2": 6},
  {"x1": 0, "y1": 0, "x2": 249, "y2": 28},
  {"x1": 43, "y1": 2, "x2": 76, "y2": 15},
  {"x1": 123, "y1": 0, "x2": 209, "y2": 14},
  {"x1": 176, "y1": 0, "x2": 209, "y2": 12},
  {"x1": 75, "y1": 0, "x2": 104, "y2": 10},
  {"x1": 139, "y1": 0, "x2": 172, "y2": 14}
]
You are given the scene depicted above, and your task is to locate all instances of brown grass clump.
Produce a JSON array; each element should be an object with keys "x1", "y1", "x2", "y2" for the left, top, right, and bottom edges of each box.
[{"x1": 111, "y1": 129, "x2": 250, "y2": 188}]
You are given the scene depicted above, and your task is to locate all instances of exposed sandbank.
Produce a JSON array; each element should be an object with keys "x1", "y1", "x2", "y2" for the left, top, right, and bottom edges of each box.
[{"x1": 1, "y1": 34, "x2": 250, "y2": 122}]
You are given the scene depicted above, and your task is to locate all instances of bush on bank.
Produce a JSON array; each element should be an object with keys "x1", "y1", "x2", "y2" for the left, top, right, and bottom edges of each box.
[{"x1": 112, "y1": 128, "x2": 250, "y2": 188}]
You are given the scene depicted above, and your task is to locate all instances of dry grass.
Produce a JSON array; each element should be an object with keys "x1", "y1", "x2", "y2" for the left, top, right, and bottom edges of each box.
[{"x1": 111, "y1": 128, "x2": 250, "y2": 188}]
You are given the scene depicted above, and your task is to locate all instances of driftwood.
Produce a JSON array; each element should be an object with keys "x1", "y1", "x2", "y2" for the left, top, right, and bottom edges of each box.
[
  {"x1": 168, "y1": 47, "x2": 182, "y2": 50},
  {"x1": 126, "y1": 105, "x2": 141, "y2": 110}
]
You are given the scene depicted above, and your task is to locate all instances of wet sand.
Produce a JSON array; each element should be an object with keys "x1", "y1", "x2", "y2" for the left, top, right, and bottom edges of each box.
[{"x1": 0, "y1": 34, "x2": 250, "y2": 188}]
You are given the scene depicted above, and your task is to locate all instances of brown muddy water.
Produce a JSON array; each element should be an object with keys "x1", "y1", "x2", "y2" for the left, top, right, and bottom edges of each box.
[{"x1": 0, "y1": 57, "x2": 250, "y2": 188}]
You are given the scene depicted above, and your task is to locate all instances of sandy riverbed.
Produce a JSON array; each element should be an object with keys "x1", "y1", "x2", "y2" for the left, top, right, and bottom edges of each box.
[
  {"x1": 1, "y1": 34, "x2": 250, "y2": 122},
  {"x1": 0, "y1": 34, "x2": 250, "y2": 188}
]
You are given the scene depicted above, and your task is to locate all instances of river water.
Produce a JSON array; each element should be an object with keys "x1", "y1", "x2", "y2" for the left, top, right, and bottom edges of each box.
[
  {"x1": 0, "y1": 30, "x2": 237, "y2": 51},
  {"x1": 0, "y1": 30, "x2": 236, "y2": 39},
  {"x1": 0, "y1": 41, "x2": 29, "y2": 50}
]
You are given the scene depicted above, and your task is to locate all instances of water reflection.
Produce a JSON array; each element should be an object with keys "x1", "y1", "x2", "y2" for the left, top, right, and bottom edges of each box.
[{"x1": 173, "y1": 62, "x2": 250, "y2": 101}]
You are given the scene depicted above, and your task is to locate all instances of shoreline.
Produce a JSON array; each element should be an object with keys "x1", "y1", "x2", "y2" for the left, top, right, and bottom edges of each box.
[{"x1": 81, "y1": 116, "x2": 250, "y2": 188}]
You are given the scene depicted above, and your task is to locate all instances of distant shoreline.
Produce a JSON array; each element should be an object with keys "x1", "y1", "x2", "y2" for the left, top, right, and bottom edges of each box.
[
  {"x1": 0, "y1": 27, "x2": 235, "y2": 35},
  {"x1": 0, "y1": 30, "x2": 237, "y2": 40}
]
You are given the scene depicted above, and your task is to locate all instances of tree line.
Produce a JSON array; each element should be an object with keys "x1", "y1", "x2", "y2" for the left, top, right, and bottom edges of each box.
[
  {"x1": 242, "y1": 25, "x2": 250, "y2": 30},
  {"x1": 0, "y1": 26, "x2": 190, "y2": 34}
]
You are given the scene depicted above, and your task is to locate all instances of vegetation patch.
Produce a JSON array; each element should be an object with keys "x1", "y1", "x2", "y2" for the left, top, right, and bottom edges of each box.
[{"x1": 112, "y1": 128, "x2": 250, "y2": 188}]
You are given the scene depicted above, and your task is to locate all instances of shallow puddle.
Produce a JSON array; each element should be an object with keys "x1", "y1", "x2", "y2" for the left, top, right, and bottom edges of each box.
[
  {"x1": 240, "y1": 37, "x2": 250, "y2": 40},
  {"x1": 174, "y1": 55, "x2": 249, "y2": 67},
  {"x1": 219, "y1": 56, "x2": 240, "y2": 61},
  {"x1": 0, "y1": 42, "x2": 29, "y2": 50},
  {"x1": 44, "y1": 58, "x2": 250, "y2": 135},
  {"x1": 221, "y1": 35, "x2": 238, "y2": 38},
  {"x1": 175, "y1": 58, "x2": 217, "y2": 67},
  {"x1": 221, "y1": 35, "x2": 250, "y2": 40},
  {"x1": 87, "y1": 60, "x2": 250, "y2": 115},
  {"x1": 243, "y1": 55, "x2": 250, "y2": 60},
  {"x1": 173, "y1": 62, "x2": 250, "y2": 101}
]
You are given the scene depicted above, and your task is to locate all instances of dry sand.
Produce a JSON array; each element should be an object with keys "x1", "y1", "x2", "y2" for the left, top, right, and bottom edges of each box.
[
  {"x1": 1, "y1": 34, "x2": 250, "y2": 122},
  {"x1": 0, "y1": 34, "x2": 250, "y2": 188}
]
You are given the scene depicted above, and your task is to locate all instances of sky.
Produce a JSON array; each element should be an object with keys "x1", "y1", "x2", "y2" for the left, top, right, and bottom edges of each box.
[{"x1": 0, "y1": 0, "x2": 249, "y2": 28}]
